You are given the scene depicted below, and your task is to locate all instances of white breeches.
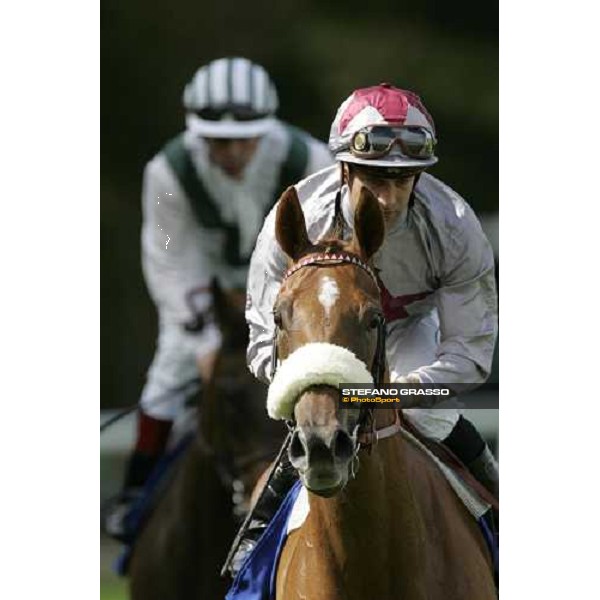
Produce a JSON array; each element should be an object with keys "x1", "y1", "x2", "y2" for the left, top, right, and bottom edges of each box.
[{"x1": 140, "y1": 316, "x2": 222, "y2": 420}]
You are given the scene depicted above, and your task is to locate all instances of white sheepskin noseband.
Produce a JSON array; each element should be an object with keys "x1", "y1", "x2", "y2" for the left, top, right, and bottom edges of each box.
[{"x1": 267, "y1": 342, "x2": 374, "y2": 420}]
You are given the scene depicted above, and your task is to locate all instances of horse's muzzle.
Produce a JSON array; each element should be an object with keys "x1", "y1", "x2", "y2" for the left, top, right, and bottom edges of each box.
[{"x1": 288, "y1": 426, "x2": 356, "y2": 496}]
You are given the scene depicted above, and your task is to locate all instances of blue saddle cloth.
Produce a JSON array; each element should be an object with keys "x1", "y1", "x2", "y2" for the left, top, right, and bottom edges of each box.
[
  {"x1": 226, "y1": 480, "x2": 303, "y2": 600},
  {"x1": 479, "y1": 514, "x2": 499, "y2": 580},
  {"x1": 226, "y1": 481, "x2": 498, "y2": 600},
  {"x1": 114, "y1": 433, "x2": 194, "y2": 576}
]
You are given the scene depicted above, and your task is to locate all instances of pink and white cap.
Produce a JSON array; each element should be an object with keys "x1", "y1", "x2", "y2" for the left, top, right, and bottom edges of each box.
[{"x1": 329, "y1": 83, "x2": 438, "y2": 169}]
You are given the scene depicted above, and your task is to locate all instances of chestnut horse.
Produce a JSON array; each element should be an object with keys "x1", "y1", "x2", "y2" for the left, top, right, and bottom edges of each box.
[
  {"x1": 129, "y1": 286, "x2": 285, "y2": 600},
  {"x1": 269, "y1": 187, "x2": 496, "y2": 599}
]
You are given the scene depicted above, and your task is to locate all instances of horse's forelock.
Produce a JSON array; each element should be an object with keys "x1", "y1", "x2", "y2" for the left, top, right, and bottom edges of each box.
[{"x1": 312, "y1": 239, "x2": 351, "y2": 255}]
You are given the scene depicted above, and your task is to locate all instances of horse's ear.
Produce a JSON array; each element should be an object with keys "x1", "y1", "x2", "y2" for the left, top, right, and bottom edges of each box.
[
  {"x1": 275, "y1": 186, "x2": 311, "y2": 261},
  {"x1": 352, "y1": 187, "x2": 385, "y2": 260}
]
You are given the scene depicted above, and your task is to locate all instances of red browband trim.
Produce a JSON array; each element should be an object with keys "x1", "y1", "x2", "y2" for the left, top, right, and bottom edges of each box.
[{"x1": 282, "y1": 251, "x2": 378, "y2": 285}]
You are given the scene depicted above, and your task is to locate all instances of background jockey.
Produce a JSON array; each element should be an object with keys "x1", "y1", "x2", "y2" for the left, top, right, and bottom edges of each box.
[
  {"x1": 103, "y1": 57, "x2": 333, "y2": 540},
  {"x1": 230, "y1": 83, "x2": 499, "y2": 574}
]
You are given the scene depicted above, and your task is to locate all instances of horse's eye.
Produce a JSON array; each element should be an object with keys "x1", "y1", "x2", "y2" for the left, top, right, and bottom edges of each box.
[
  {"x1": 366, "y1": 311, "x2": 383, "y2": 329},
  {"x1": 273, "y1": 311, "x2": 283, "y2": 327}
]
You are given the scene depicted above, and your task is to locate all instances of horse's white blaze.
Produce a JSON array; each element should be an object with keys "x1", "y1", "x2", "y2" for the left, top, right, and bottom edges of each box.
[{"x1": 318, "y1": 276, "x2": 339, "y2": 318}]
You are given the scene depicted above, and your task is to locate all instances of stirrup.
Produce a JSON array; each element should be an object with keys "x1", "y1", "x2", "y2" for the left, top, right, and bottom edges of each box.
[
  {"x1": 101, "y1": 489, "x2": 143, "y2": 543},
  {"x1": 227, "y1": 520, "x2": 268, "y2": 577},
  {"x1": 223, "y1": 447, "x2": 298, "y2": 578}
]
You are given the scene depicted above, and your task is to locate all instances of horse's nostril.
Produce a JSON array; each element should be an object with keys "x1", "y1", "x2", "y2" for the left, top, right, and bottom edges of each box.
[
  {"x1": 332, "y1": 429, "x2": 355, "y2": 462},
  {"x1": 289, "y1": 430, "x2": 306, "y2": 462}
]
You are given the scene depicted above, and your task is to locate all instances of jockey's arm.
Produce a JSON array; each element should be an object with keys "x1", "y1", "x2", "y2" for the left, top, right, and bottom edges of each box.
[
  {"x1": 141, "y1": 156, "x2": 223, "y2": 372},
  {"x1": 404, "y1": 207, "x2": 498, "y2": 392}
]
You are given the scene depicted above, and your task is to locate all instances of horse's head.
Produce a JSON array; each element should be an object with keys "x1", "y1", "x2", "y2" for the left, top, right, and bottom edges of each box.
[
  {"x1": 200, "y1": 281, "x2": 285, "y2": 489},
  {"x1": 268, "y1": 186, "x2": 386, "y2": 496}
]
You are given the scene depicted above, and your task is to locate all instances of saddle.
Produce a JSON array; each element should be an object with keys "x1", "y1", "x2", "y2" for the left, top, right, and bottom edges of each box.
[{"x1": 399, "y1": 413, "x2": 499, "y2": 512}]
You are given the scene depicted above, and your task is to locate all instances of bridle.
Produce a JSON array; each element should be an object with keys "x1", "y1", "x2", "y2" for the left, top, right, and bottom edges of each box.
[
  {"x1": 270, "y1": 250, "x2": 400, "y2": 453},
  {"x1": 270, "y1": 250, "x2": 387, "y2": 384}
]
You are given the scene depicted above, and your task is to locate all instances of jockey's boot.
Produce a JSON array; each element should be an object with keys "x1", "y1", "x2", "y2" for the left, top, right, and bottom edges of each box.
[
  {"x1": 228, "y1": 453, "x2": 298, "y2": 578},
  {"x1": 102, "y1": 411, "x2": 173, "y2": 543},
  {"x1": 443, "y1": 416, "x2": 499, "y2": 501},
  {"x1": 468, "y1": 445, "x2": 499, "y2": 501}
]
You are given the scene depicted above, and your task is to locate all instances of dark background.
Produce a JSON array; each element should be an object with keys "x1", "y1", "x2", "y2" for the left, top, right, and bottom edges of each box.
[{"x1": 101, "y1": 0, "x2": 498, "y2": 408}]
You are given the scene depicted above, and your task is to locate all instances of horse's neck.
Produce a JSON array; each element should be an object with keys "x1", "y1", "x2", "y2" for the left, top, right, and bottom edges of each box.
[
  {"x1": 307, "y1": 410, "x2": 420, "y2": 543},
  {"x1": 283, "y1": 412, "x2": 495, "y2": 599},
  {"x1": 305, "y1": 433, "x2": 429, "y2": 593}
]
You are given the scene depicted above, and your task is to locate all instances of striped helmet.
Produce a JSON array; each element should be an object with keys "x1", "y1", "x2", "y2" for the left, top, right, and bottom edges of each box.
[
  {"x1": 329, "y1": 84, "x2": 438, "y2": 169},
  {"x1": 183, "y1": 58, "x2": 279, "y2": 138}
]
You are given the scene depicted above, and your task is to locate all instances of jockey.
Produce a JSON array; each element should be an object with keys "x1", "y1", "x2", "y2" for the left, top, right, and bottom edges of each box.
[
  {"x1": 229, "y1": 83, "x2": 499, "y2": 574},
  {"x1": 103, "y1": 58, "x2": 333, "y2": 541}
]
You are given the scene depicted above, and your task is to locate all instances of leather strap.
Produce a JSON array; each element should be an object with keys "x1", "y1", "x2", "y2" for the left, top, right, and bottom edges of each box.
[{"x1": 357, "y1": 408, "x2": 402, "y2": 446}]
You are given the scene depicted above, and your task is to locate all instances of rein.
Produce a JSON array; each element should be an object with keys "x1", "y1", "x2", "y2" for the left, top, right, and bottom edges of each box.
[
  {"x1": 356, "y1": 408, "x2": 402, "y2": 446},
  {"x1": 270, "y1": 250, "x2": 394, "y2": 451}
]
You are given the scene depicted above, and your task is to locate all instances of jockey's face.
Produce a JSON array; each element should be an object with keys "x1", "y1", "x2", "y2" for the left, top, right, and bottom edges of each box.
[
  {"x1": 205, "y1": 137, "x2": 261, "y2": 179},
  {"x1": 345, "y1": 164, "x2": 415, "y2": 230}
]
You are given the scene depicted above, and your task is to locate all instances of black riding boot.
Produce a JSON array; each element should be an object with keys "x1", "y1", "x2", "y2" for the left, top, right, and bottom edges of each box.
[
  {"x1": 442, "y1": 414, "x2": 499, "y2": 544},
  {"x1": 443, "y1": 417, "x2": 499, "y2": 593},
  {"x1": 101, "y1": 450, "x2": 164, "y2": 542},
  {"x1": 443, "y1": 416, "x2": 499, "y2": 501},
  {"x1": 123, "y1": 450, "x2": 163, "y2": 490},
  {"x1": 103, "y1": 410, "x2": 174, "y2": 540},
  {"x1": 228, "y1": 453, "x2": 298, "y2": 577}
]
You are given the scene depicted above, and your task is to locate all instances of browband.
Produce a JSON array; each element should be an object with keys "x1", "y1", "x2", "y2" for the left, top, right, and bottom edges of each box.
[{"x1": 282, "y1": 251, "x2": 378, "y2": 286}]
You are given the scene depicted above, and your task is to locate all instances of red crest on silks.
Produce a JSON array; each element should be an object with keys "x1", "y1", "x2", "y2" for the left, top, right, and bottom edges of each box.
[{"x1": 377, "y1": 277, "x2": 433, "y2": 321}]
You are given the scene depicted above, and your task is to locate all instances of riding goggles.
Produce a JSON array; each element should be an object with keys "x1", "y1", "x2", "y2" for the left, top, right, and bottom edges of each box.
[
  {"x1": 348, "y1": 126, "x2": 436, "y2": 161},
  {"x1": 194, "y1": 105, "x2": 270, "y2": 122}
]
